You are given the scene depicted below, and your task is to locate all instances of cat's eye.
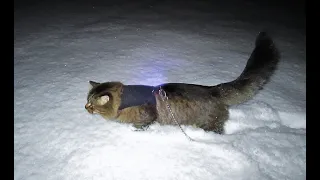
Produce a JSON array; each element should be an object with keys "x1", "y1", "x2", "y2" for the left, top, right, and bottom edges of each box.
[{"x1": 96, "y1": 95, "x2": 109, "y2": 105}]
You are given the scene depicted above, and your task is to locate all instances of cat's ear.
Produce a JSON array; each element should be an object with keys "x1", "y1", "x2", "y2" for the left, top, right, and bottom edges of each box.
[
  {"x1": 97, "y1": 95, "x2": 109, "y2": 105},
  {"x1": 89, "y1": 81, "x2": 100, "y2": 89}
]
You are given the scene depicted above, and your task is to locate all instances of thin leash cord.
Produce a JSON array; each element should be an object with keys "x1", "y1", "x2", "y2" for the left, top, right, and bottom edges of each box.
[{"x1": 158, "y1": 87, "x2": 194, "y2": 141}]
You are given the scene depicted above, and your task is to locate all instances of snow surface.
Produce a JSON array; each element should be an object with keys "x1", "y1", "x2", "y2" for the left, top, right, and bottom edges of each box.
[{"x1": 14, "y1": 0, "x2": 305, "y2": 180}]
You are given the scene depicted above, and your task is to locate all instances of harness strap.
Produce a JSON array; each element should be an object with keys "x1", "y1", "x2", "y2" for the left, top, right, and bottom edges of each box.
[{"x1": 119, "y1": 85, "x2": 157, "y2": 110}]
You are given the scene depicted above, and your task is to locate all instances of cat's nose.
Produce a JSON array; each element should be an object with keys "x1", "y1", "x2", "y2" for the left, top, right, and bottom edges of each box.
[
  {"x1": 85, "y1": 103, "x2": 93, "y2": 114},
  {"x1": 85, "y1": 103, "x2": 92, "y2": 109}
]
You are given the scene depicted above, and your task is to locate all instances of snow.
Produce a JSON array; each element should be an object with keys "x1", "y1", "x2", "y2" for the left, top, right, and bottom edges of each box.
[{"x1": 14, "y1": 0, "x2": 305, "y2": 180}]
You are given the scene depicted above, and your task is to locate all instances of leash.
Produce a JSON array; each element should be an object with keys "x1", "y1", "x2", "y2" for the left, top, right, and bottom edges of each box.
[{"x1": 157, "y1": 86, "x2": 194, "y2": 141}]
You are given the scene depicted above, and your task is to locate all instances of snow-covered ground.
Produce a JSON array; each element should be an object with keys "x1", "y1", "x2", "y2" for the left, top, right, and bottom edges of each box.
[{"x1": 14, "y1": 0, "x2": 305, "y2": 179}]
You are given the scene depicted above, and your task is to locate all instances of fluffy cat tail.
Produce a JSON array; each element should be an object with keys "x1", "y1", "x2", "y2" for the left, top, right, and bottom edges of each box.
[{"x1": 212, "y1": 32, "x2": 280, "y2": 106}]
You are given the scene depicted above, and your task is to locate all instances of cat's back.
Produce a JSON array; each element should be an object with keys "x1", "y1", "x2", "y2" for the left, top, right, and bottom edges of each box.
[{"x1": 156, "y1": 83, "x2": 214, "y2": 101}]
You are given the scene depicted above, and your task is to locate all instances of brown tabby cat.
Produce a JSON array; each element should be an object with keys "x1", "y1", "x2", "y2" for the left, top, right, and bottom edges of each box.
[{"x1": 85, "y1": 32, "x2": 280, "y2": 134}]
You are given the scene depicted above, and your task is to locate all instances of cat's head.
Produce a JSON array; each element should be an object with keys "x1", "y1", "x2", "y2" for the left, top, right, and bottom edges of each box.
[{"x1": 85, "y1": 81, "x2": 123, "y2": 118}]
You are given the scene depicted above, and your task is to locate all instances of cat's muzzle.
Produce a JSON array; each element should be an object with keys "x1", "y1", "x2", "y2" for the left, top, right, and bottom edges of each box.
[{"x1": 85, "y1": 103, "x2": 94, "y2": 114}]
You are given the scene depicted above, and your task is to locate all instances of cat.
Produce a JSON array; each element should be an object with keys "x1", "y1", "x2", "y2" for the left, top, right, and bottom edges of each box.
[{"x1": 85, "y1": 32, "x2": 280, "y2": 134}]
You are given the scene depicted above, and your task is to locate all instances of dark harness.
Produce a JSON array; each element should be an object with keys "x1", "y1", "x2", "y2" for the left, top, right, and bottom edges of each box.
[{"x1": 118, "y1": 85, "x2": 161, "y2": 110}]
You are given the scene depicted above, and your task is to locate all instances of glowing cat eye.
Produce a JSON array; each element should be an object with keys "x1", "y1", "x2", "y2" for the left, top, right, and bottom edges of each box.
[{"x1": 97, "y1": 95, "x2": 109, "y2": 105}]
